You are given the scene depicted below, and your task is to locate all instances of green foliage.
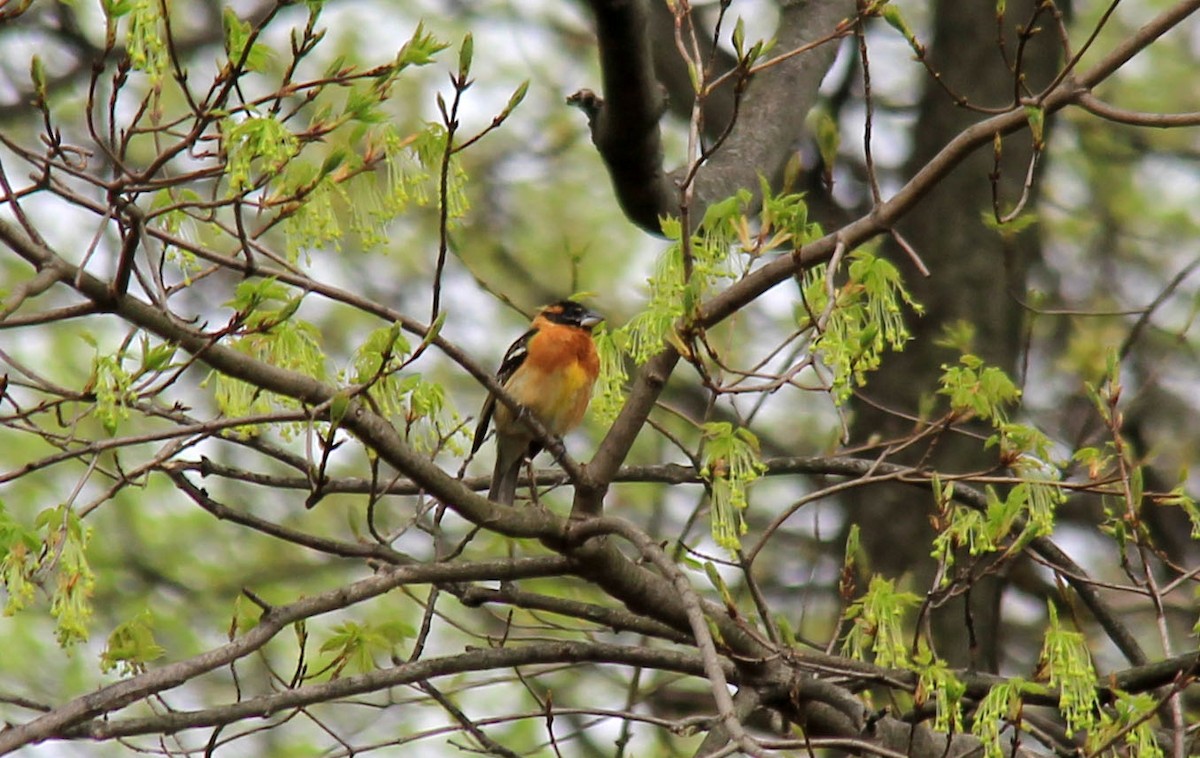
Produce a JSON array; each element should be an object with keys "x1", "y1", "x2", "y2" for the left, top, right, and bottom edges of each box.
[
  {"x1": 1, "y1": 505, "x2": 97, "y2": 647},
  {"x1": 225, "y1": 115, "x2": 301, "y2": 195},
  {"x1": 222, "y1": 7, "x2": 271, "y2": 72},
  {"x1": 1161, "y1": 484, "x2": 1200, "y2": 539},
  {"x1": 626, "y1": 201, "x2": 738, "y2": 362},
  {"x1": 703, "y1": 562, "x2": 737, "y2": 611},
  {"x1": 1039, "y1": 603, "x2": 1099, "y2": 737},
  {"x1": 351, "y1": 323, "x2": 413, "y2": 393},
  {"x1": 216, "y1": 319, "x2": 324, "y2": 418},
  {"x1": 101, "y1": 610, "x2": 165, "y2": 676},
  {"x1": 934, "y1": 319, "x2": 977, "y2": 355},
  {"x1": 1001, "y1": 466, "x2": 1062, "y2": 542},
  {"x1": 840, "y1": 522, "x2": 865, "y2": 589},
  {"x1": 1089, "y1": 690, "x2": 1163, "y2": 757},
  {"x1": 279, "y1": 172, "x2": 341, "y2": 256},
  {"x1": 394, "y1": 21, "x2": 450, "y2": 69},
  {"x1": 207, "y1": 280, "x2": 325, "y2": 428},
  {"x1": 729, "y1": 16, "x2": 771, "y2": 66},
  {"x1": 621, "y1": 186, "x2": 819, "y2": 367},
  {"x1": 590, "y1": 326, "x2": 629, "y2": 424},
  {"x1": 377, "y1": 124, "x2": 467, "y2": 237},
  {"x1": 316, "y1": 620, "x2": 414, "y2": 678},
  {"x1": 971, "y1": 678, "x2": 1030, "y2": 756},
  {"x1": 622, "y1": 239, "x2": 689, "y2": 365},
  {"x1": 0, "y1": 501, "x2": 40, "y2": 616},
  {"x1": 230, "y1": 594, "x2": 264, "y2": 636},
  {"x1": 1072, "y1": 444, "x2": 1112, "y2": 481},
  {"x1": 938, "y1": 354, "x2": 1020, "y2": 424},
  {"x1": 880, "y1": 4, "x2": 924, "y2": 57},
  {"x1": 29, "y1": 56, "x2": 46, "y2": 104},
  {"x1": 752, "y1": 178, "x2": 824, "y2": 256},
  {"x1": 813, "y1": 111, "x2": 840, "y2": 175},
  {"x1": 279, "y1": 124, "x2": 465, "y2": 258},
  {"x1": 126, "y1": 0, "x2": 167, "y2": 80},
  {"x1": 102, "y1": 0, "x2": 135, "y2": 18},
  {"x1": 78, "y1": 334, "x2": 175, "y2": 437},
  {"x1": 913, "y1": 641, "x2": 965, "y2": 734},
  {"x1": 40, "y1": 505, "x2": 96, "y2": 647},
  {"x1": 82, "y1": 334, "x2": 136, "y2": 435},
  {"x1": 138, "y1": 334, "x2": 178, "y2": 374},
  {"x1": 699, "y1": 422, "x2": 767, "y2": 551},
  {"x1": 457, "y1": 33, "x2": 473, "y2": 80},
  {"x1": 841, "y1": 576, "x2": 920, "y2": 668},
  {"x1": 930, "y1": 488, "x2": 992, "y2": 567},
  {"x1": 801, "y1": 247, "x2": 922, "y2": 403},
  {"x1": 932, "y1": 475, "x2": 1062, "y2": 581},
  {"x1": 930, "y1": 357, "x2": 1063, "y2": 577},
  {"x1": 1024, "y1": 105, "x2": 1046, "y2": 150},
  {"x1": 981, "y1": 209, "x2": 1038, "y2": 239},
  {"x1": 347, "y1": 323, "x2": 462, "y2": 454}
]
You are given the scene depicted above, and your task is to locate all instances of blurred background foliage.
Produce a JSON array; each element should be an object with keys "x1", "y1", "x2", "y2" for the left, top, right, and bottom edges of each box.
[{"x1": 1, "y1": 0, "x2": 1199, "y2": 755}]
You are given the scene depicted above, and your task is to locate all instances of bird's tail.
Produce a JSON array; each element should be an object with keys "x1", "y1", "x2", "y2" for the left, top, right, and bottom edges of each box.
[{"x1": 488, "y1": 446, "x2": 523, "y2": 505}]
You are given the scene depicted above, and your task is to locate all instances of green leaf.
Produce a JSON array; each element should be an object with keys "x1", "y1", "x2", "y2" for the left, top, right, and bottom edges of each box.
[
  {"x1": 458, "y1": 33, "x2": 473, "y2": 79},
  {"x1": 1024, "y1": 104, "x2": 1046, "y2": 150},
  {"x1": 591, "y1": 326, "x2": 629, "y2": 424},
  {"x1": 318, "y1": 620, "x2": 409, "y2": 677},
  {"x1": 805, "y1": 247, "x2": 921, "y2": 404},
  {"x1": 972, "y1": 679, "x2": 1027, "y2": 756},
  {"x1": 127, "y1": 0, "x2": 167, "y2": 79},
  {"x1": 840, "y1": 576, "x2": 920, "y2": 667},
  {"x1": 1129, "y1": 465, "x2": 1144, "y2": 512},
  {"x1": 882, "y1": 5, "x2": 923, "y2": 56},
  {"x1": 419, "y1": 311, "x2": 446, "y2": 351},
  {"x1": 329, "y1": 391, "x2": 350, "y2": 427},
  {"x1": 703, "y1": 562, "x2": 736, "y2": 610},
  {"x1": 139, "y1": 340, "x2": 177, "y2": 373},
  {"x1": 395, "y1": 22, "x2": 450, "y2": 69},
  {"x1": 700, "y1": 422, "x2": 767, "y2": 552},
  {"x1": 1161, "y1": 484, "x2": 1200, "y2": 538},
  {"x1": 938, "y1": 355, "x2": 1020, "y2": 424},
  {"x1": 1039, "y1": 603, "x2": 1100, "y2": 737},
  {"x1": 223, "y1": 116, "x2": 300, "y2": 194},
  {"x1": 913, "y1": 641, "x2": 965, "y2": 733},
  {"x1": 231, "y1": 594, "x2": 263, "y2": 635},
  {"x1": 814, "y1": 111, "x2": 840, "y2": 169},
  {"x1": 504, "y1": 80, "x2": 529, "y2": 115},
  {"x1": 29, "y1": 56, "x2": 46, "y2": 101},
  {"x1": 101, "y1": 610, "x2": 165, "y2": 675},
  {"x1": 103, "y1": 0, "x2": 134, "y2": 17},
  {"x1": 1088, "y1": 690, "x2": 1162, "y2": 756}
]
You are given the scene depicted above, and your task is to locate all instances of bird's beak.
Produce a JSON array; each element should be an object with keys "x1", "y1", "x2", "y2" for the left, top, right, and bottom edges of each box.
[{"x1": 580, "y1": 309, "x2": 604, "y2": 329}]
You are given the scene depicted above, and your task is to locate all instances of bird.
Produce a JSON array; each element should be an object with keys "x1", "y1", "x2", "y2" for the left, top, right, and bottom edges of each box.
[{"x1": 471, "y1": 300, "x2": 603, "y2": 505}]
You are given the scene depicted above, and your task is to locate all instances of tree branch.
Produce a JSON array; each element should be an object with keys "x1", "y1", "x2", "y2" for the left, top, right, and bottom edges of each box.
[
  {"x1": 576, "y1": 0, "x2": 855, "y2": 234},
  {"x1": 0, "y1": 557, "x2": 571, "y2": 753}
]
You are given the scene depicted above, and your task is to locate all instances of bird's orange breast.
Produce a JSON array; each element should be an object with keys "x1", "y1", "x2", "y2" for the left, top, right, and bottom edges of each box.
[{"x1": 495, "y1": 325, "x2": 599, "y2": 436}]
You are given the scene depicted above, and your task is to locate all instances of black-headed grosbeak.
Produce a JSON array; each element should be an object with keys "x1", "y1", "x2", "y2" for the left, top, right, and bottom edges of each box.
[{"x1": 471, "y1": 300, "x2": 603, "y2": 505}]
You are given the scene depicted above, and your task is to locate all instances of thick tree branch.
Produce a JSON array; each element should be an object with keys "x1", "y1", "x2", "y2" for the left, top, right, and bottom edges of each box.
[
  {"x1": 572, "y1": 0, "x2": 675, "y2": 231},
  {"x1": 678, "y1": 0, "x2": 852, "y2": 217},
  {"x1": 576, "y1": 0, "x2": 854, "y2": 234}
]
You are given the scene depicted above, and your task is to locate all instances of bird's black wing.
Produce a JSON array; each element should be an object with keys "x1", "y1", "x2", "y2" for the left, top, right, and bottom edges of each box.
[{"x1": 470, "y1": 326, "x2": 537, "y2": 454}]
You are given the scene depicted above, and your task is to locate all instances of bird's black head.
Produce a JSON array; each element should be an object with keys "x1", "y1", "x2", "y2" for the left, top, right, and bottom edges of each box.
[{"x1": 539, "y1": 300, "x2": 603, "y2": 331}]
